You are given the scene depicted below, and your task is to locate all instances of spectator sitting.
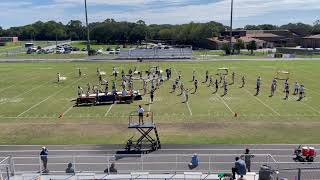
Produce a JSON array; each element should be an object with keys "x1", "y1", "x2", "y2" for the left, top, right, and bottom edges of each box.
[
  {"x1": 65, "y1": 163, "x2": 75, "y2": 174},
  {"x1": 232, "y1": 157, "x2": 246, "y2": 180},
  {"x1": 188, "y1": 153, "x2": 199, "y2": 169},
  {"x1": 104, "y1": 162, "x2": 117, "y2": 174},
  {"x1": 122, "y1": 88, "x2": 128, "y2": 96}
]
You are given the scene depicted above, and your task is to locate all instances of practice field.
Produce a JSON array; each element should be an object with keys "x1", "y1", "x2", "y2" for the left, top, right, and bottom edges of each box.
[{"x1": 0, "y1": 60, "x2": 319, "y2": 144}]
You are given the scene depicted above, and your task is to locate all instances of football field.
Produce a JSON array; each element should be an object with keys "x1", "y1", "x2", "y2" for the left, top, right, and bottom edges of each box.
[{"x1": 0, "y1": 60, "x2": 319, "y2": 144}]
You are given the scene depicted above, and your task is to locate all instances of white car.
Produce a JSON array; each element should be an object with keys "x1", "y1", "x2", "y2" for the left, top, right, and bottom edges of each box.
[
  {"x1": 56, "y1": 48, "x2": 65, "y2": 54},
  {"x1": 97, "y1": 49, "x2": 104, "y2": 54}
]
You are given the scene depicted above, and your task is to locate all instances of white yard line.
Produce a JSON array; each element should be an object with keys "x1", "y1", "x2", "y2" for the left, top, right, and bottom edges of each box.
[
  {"x1": 104, "y1": 104, "x2": 114, "y2": 117},
  {"x1": 0, "y1": 85, "x2": 15, "y2": 93},
  {"x1": 62, "y1": 105, "x2": 74, "y2": 116},
  {"x1": 305, "y1": 88, "x2": 320, "y2": 96},
  {"x1": 148, "y1": 103, "x2": 151, "y2": 111},
  {"x1": 172, "y1": 65, "x2": 193, "y2": 116},
  {"x1": 195, "y1": 70, "x2": 234, "y2": 115},
  {"x1": 243, "y1": 88, "x2": 281, "y2": 116},
  {"x1": 17, "y1": 78, "x2": 82, "y2": 117},
  {"x1": 186, "y1": 102, "x2": 193, "y2": 116},
  {"x1": 301, "y1": 102, "x2": 320, "y2": 115}
]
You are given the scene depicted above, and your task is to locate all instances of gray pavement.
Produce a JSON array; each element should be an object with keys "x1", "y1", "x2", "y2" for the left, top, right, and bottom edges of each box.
[
  {"x1": 1, "y1": 144, "x2": 320, "y2": 179},
  {"x1": 0, "y1": 57, "x2": 320, "y2": 63}
]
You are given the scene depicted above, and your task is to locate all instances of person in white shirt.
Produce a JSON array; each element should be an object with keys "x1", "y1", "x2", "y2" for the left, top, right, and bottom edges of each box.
[
  {"x1": 294, "y1": 82, "x2": 299, "y2": 95},
  {"x1": 137, "y1": 105, "x2": 144, "y2": 124},
  {"x1": 299, "y1": 85, "x2": 305, "y2": 100}
]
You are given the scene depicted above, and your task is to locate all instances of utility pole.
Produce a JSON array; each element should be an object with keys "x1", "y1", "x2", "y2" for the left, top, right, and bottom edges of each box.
[
  {"x1": 84, "y1": 0, "x2": 91, "y2": 55},
  {"x1": 229, "y1": 0, "x2": 234, "y2": 54}
]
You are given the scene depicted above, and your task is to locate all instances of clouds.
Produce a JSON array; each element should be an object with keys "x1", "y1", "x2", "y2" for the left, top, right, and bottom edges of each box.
[{"x1": 0, "y1": 0, "x2": 319, "y2": 28}]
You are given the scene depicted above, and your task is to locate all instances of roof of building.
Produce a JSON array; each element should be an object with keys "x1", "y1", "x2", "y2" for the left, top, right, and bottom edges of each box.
[
  {"x1": 247, "y1": 33, "x2": 283, "y2": 38},
  {"x1": 303, "y1": 34, "x2": 320, "y2": 39},
  {"x1": 209, "y1": 37, "x2": 265, "y2": 44}
]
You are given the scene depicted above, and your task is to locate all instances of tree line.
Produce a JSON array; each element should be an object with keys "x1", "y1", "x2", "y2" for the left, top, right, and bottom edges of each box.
[{"x1": 0, "y1": 19, "x2": 319, "y2": 48}]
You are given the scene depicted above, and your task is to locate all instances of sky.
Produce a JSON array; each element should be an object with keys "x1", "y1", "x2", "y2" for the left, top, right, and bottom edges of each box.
[{"x1": 0, "y1": 0, "x2": 319, "y2": 29}]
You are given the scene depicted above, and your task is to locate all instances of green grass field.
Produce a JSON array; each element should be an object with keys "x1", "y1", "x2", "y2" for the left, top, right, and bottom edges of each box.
[{"x1": 0, "y1": 60, "x2": 320, "y2": 144}]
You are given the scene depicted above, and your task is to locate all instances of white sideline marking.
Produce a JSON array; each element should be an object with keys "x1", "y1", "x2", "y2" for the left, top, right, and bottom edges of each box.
[
  {"x1": 148, "y1": 103, "x2": 151, "y2": 111},
  {"x1": 0, "y1": 85, "x2": 15, "y2": 93},
  {"x1": 104, "y1": 104, "x2": 114, "y2": 117},
  {"x1": 17, "y1": 78, "x2": 82, "y2": 117},
  {"x1": 301, "y1": 102, "x2": 320, "y2": 114},
  {"x1": 62, "y1": 105, "x2": 74, "y2": 116},
  {"x1": 243, "y1": 89, "x2": 281, "y2": 116},
  {"x1": 186, "y1": 102, "x2": 193, "y2": 116},
  {"x1": 172, "y1": 65, "x2": 193, "y2": 116},
  {"x1": 0, "y1": 73, "x2": 72, "y2": 105}
]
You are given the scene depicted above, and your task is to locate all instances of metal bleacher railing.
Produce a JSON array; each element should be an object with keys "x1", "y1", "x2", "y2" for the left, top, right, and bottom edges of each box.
[
  {"x1": 1, "y1": 154, "x2": 320, "y2": 179},
  {"x1": 118, "y1": 47, "x2": 193, "y2": 59}
]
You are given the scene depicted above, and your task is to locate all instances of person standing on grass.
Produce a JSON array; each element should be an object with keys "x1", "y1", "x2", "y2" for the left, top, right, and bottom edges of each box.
[
  {"x1": 208, "y1": 75, "x2": 213, "y2": 87},
  {"x1": 283, "y1": 79, "x2": 288, "y2": 92},
  {"x1": 184, "y1": 88, "x2": 191, "y2": 103},
  {"x1": 99, "y1": 74, "x2": 102, "y2": 84},
  {"x1": 40, "y1": 147, "x2": 48, "y2": 172},
  {"x1": 299, "y1": 84, "x2": 305, "y2": 100},
  {"x1": 114, "y1": 70, "x2": 118, "y2": 80},
  {"x1": 273, "y1": 78, "x2": 277, "y2": 90},
  {"x1": 97, "y1": 67, "x2": 100, "y2": 76},
  {"x1": 205, "y1": 70, "x2": 209, "y2": 83},
  {"x1": 105, "y1": 82, "x2": 109, "y2": 95},
  {"x1": 256, "y1": 76, "x2": 261, "y2": 95},
  {"x1": 232, "y1": 72, "x2": 235, "y2": 84},
  {"x1": 270, "y1": 81, "x2": 276, "y2": 97},
  {"x1": 137, "y1": 105, "x2": 144, "y2": 124},
  {"x1": 143, "y1": 80, "x2": 147, "y2": 95},
  {"x1": 78, "y1": 68, "x2": 82, "y2": 77},
  {"x1": 78, "y1": 86, "x2": 83, "y2": 97},
  {"x1": 215, "y1": 79, "x2": 219, "y2": 92},
  {"x1": 87, "y1": 83, "x2": 91, "y2": 93},
  {"x1": 180, "y1": 82, "x2": 184, "y2": 95},
  {"x1": 219, "y1": 73, "x2": 223, "y2": 84},
  {"x1": 223, "y1": 80, "x2": 228, "y2": 96},
  {"x1": 192, "y1": 70, "x2": 196, "y2": 82},
  {"x1": 240, "y1": 148, "x2": 254, "y2": 172},
  {"x1": 194, "y1": 80, "x2": 198, "y2": 93},
  {"x1": 294, "y1": 81, "x2": 299, "y2": 95},
  {"x1": 172, "y1": 82, "x2": 176, "y2": 93},
  {"x1": 241, "y1": 76, "x2": 245, "y2": 88},
  {"x1": 150, "y1": 87, "x2": 155, "y2": 104},
  {"x1": 284, "y1": 82, "x2": 290, "y2": 100}
]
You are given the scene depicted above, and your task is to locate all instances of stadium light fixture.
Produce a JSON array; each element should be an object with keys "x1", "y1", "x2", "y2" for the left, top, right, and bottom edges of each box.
[
  {"x1": 84, "y1": 0, "x2": 91, "y2": 55},
  {"x1": 229, "y1": 0, "x2": 234, "y2": 54}
]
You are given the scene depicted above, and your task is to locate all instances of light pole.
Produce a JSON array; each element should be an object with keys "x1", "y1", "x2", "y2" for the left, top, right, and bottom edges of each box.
[
  {"x1": 229, "y1": 0, "x2": 234, "y2": 54},
  {"x1": 84, "y1": 0, "x2": 91, "y2": 55}
]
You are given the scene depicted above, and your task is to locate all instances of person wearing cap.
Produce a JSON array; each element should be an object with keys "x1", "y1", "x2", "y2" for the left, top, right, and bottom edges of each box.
[
  {"x1": 65, "y1": 162, "x2": 75, "y2": 174},
  {"x1": 188, "y1": 153, "x2": 199, "y2": 169},
  {"x1": 40, "y1": 146, "x2": 48, "y2": 171}
]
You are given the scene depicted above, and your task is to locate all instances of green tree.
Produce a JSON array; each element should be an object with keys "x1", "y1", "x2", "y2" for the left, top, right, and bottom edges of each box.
[
  {"x1": 234, "y1": 39, "x2": 245, "y2": 54},
  {"x1": 247, "y1": 40, "x2": 257, "y2": 55},
  {"x1": 221, "y1": 43, "x2": 231, "y2": 55}
]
